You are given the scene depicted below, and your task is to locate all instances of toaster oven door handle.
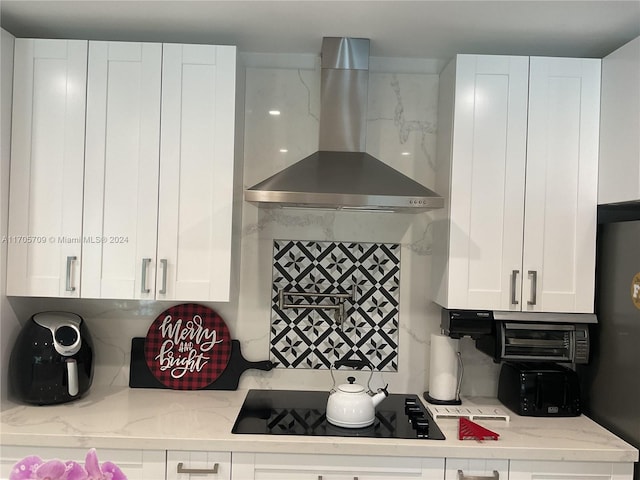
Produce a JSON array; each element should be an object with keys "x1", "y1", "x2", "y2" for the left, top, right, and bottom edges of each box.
[{"x1": 458, "y1": 470, "x2": 499, "y2": 480}]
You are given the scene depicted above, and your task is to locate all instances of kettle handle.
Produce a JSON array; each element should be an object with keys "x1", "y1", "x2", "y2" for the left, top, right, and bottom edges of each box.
[{"x1": 330, "y1": 358, "x2": 374, "y2": 393}]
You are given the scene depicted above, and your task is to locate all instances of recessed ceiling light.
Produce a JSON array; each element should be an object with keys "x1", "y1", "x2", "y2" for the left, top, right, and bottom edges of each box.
[
  {"x1": 279, "y1": 148, "x2": 288, "y2": 153},
  {"x1": 269, "y1": 110, "x2": 281, "y2": 116},
  {"x1": 401, "y1": 152, "x2": 411, "y2": 156}
]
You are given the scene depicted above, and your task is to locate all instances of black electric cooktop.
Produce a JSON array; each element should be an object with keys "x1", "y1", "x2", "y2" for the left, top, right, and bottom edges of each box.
[{"x1": 231, "y1": 390, "x2": 446, "y2": 440}]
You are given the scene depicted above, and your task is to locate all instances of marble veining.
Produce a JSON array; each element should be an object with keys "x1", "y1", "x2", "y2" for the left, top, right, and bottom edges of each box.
[{"x1": 1, "y1": 388, "x2": 637, "y2": 464}]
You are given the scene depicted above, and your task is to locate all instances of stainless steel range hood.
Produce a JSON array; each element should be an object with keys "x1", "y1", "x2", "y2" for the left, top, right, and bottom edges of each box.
[{"x1": 244, "y1": 37, "x2": 444, "y2": 213}]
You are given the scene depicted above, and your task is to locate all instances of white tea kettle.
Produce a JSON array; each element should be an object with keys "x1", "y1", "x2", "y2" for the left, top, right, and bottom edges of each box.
[{"x1": 326, "y1": 358, "x2": 388, "y2": 428}]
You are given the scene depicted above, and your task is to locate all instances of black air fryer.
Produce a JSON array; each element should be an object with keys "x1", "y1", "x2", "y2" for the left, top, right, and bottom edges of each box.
[{"x1": 9, "y1": 312, "x2": 94, "y2": 405}]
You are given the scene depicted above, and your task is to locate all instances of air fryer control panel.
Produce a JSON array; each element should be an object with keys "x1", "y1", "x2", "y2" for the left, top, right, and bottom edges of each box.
[{"x1": 33, "y1": 312, "x2": 82, "y2": 356}]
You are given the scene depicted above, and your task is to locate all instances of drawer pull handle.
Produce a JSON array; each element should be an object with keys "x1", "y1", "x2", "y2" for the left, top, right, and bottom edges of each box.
[
  {"x1": 177, "y1": 462, "x2": 218, "y2": 475},
  {"x1": 458, "y1": 470, "x2": 499, "y2": 480},
  {"x1": 317, "y1": 476, "x2": 357, "y2": 479}
]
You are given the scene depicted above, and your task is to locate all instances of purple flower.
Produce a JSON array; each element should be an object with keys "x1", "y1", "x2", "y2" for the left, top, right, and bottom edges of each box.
[
  {"x1": 10, "y1": 455, "x2": 41, "y2": 479},
  {"x1": 10, "y1": 456, "x2": 87, "y2": 480},
  {"x1": 84, "y1": 449, "x2": 127, "y2": 480}
]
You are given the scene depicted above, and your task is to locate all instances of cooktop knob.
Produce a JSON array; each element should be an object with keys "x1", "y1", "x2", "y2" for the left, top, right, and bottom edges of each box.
[
  {"x1": 414, "y1": 418, "x2": 430, "y2": 438},
  {"x1": 405, "y1": 405, "x2": 422, "y2": 418}
]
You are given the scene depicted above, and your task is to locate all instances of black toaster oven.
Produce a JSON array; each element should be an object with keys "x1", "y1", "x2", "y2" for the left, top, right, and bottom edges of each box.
[{"x1": 441, "y1": 310, "x2": 595, "y2": 364}]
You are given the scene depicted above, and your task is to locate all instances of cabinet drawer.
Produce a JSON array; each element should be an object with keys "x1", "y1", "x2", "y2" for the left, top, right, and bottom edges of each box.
[
  {"x1": 232, "y1": 453, "x2": 443, "y2": 480},
  {"x1": 509, "y1": 459, "x2": 634, "y2": 480},
  {"x1": 445, "y1": 459, "x2": 508, "y2": 480},
  {"x1": 167, "y1": 451, "x2": 231, "y2": 480}
]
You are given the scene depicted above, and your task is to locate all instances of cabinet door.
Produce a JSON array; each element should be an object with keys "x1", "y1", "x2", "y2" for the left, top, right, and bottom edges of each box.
[
  {"x1": 441, "y1": 54, "x2": 529, "y2": 310},
  {"x1": 157, "y1": 44, "x2": 236, "y2": 301},
  {"x1": 523, "y1": 57, "x2": 601, "y2": 313},
  {"x1": 166, "y1": 451, "x2": 230, "y2": 480},
  {"x1": 509, "y1": 459, "x2": 633, "y2": 480},
  {"x1": 82, "y1": 41, "x2": 162, "y2": 299},
  {"x1": 7, "y1": 39, "x2": 87, "y2": 297},
  {"x1": 445, "y1": 459, "x2": 508, "y2": 480},
  {"x1": 1, "y1": 446, "x2": 166, "y2": 480},
  {"x1": 598, "y1": 36, "x2": 640, "y2": 205},
  {"x1": 231, "y1": 452, "x2": 444, "y2": 480}
]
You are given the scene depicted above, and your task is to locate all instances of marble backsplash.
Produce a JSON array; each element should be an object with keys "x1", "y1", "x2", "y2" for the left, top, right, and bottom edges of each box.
[{"x1": 4, "y1": 55, "x2": 501, "y2": 400}]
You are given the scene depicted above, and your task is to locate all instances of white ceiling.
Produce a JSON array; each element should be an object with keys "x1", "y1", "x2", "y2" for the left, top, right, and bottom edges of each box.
[{"x1": 1, "y1": 1, "x2": 639, "y2": 61}]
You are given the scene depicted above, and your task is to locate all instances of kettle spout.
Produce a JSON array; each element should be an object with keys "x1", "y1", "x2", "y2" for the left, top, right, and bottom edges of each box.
[{"x1": 371, "y1": 385, "x2": 389, "y2": 408}]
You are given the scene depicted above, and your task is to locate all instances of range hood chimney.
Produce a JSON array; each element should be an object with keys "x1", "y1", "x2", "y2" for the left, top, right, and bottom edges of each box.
[{"x1": 244, "y1": 37, "x2": 444, "y2": 212}]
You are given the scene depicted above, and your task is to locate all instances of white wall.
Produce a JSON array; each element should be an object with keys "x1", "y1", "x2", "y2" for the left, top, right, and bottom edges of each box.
[{"x1": 1, "y1": 28, "x2": 20, "y2": 408}]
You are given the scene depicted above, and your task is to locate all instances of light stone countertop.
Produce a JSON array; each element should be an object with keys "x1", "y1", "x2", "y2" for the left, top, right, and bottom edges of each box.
[{"x1": 1, "y1": 387, "x2": 637, "y2": 464}]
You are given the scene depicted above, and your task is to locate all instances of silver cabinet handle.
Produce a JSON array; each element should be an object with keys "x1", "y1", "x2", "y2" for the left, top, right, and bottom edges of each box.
[
  {"x1": 511, "y1": 269, "x2": 520, "y2": 305},
  {"x1": 458, "y1": 470, "x2": 499, "y2": 480},
  {"x1": 65, "y1": 256, "x2": 77, "y2": 292},
  {"x1": 527, "y1": 270, "x2": 537, "y2": 305},
  {"x1": 177, "y1": 462, "x2": 218, "y2": 475},
  {"x1": 158, "y1": 258, "x2": 168, "y2": 295},
  {"x1": 318, "y1": 476, "x2": 357, "y2": 479},
  {"x1": 141, "y1": 258, "x2": 151, "y2": 294}
]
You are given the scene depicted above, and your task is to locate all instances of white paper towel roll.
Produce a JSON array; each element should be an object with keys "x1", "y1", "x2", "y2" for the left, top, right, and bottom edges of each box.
[{"x1": 428, "y1": 333, "x2": 459, "y2": 401}]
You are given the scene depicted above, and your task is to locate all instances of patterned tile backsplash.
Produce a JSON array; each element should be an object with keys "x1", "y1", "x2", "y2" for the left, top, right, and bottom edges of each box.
[{"x1": 270, "y1": 240, "x2": 400, "y2": 371}]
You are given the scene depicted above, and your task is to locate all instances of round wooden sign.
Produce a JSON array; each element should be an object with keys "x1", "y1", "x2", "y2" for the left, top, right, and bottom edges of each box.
[{"x1": 144, "y1": 303, "x2": 232, "y2": 389}]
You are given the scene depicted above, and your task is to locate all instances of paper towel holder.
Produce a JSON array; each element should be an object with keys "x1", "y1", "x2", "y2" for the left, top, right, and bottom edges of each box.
[{"x1": 423, "y1": 350, "x2": 463, "y2": 405}]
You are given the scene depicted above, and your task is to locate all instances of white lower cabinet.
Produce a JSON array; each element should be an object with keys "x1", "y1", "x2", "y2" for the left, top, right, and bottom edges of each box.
[
  {"x1": 0, "y1": 446, "x2": 165, "y2": 480},
  {"x1": 509, "y1": 460, "x2": 634, "y2": 480},
  {"x1": 167, "y1": 451, "x2": 231, "y2": 480},
  {"x1": 445, "y1": 459, "x2": 508, "y2": 480},
  {"x1": 231, "y1": 453, "x2": 444, "y2": 480}
]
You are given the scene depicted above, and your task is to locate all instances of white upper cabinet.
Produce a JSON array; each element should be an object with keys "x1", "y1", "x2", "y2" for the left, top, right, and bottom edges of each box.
[
  {"x1": 523, "y1": 57, "x2": 600, "y2": 313},
  {"x1": 7, "y1": 39, "x2": 237, "y2": 302},
  {"x1": 432, "y1": 54, "x2": 601, "y2": 313},
  {"x1": 156, "y1": 44, "x2": 236, "y2": 302},
  {"x1": 432, "y1": 55, "x2": 529, "y2": 311},
  {"x1": 597, "y1": 36, "x2": 640, "y2": 205},
  {"x1": 7, "y1": 39, "x2": 87, "y2": 297},
  {"x1": 82, "y1": 41, "x2": 162, "y2": 299}
]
